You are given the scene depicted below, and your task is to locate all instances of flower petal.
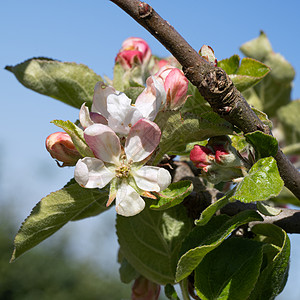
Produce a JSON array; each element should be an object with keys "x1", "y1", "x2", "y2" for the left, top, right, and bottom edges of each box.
[
  {"x1": 115, "y1": 182, "x2": 145, "y2": 216},
  {"x1": 79, "y1": 103, "x2": 94, "y2": 129},
  {"x1": 135, "y1": 76, "x2": 166, "y2": 121},
  {"x1": 125, "y1": 119, "x2": 161, "y2": 162},
  {"x1": 107, "y1": 93, "x2": 143, "y2": 135},
  {"x1": 84, "y1": 124, "x2": 121, "y2": 164},
  {"x1": 133, "y1": 166, "x2": 171, "y2": 192},
  {"x1": 74, "y1": 157, "x2": 114, "y2": 189},
  {"x1": 91, "y1": 81, "x2": 117, "y2": 119}
]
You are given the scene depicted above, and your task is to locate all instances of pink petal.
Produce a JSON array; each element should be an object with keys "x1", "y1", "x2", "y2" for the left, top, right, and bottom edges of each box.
[
  {"x1": 125, "y1": 119, "x2": 161, "y2": 162},
  {"x1": 133, "y1": 166, "x2": 171, "y2": 192},
  {"x1": 74, "y1": 157, "x2": 114, "y2": 189},
  {"x1": 115, "y1": 182, "x2": 145, "y2": 216},
  {"x1": 135, "y1": 76, "x2": 166, "y2": 121},
  {"x1": 84, "y1": 124, "x2": 121, "y2": 164},
  {"x1": 91, "y1": 81, "x2": 117, "y2": 119}
]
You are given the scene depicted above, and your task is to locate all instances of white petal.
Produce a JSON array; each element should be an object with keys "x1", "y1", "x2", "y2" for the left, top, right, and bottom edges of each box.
[
  {"x1": 84, "y1": 124, "x2": 121, "y2": 164},
  {"x1": 125, "y1": 119, "x2": 161, "y2": 162},
  {"x1": 79, "y1": 103, "x2": 94, "y2": 129},
  {"x1": 135, "y1": 76, "x2": 166, "y2": 121},
  {"x1": 92, "y1": 81, "x2": 117, "y2": 119},
  {"x1": 133, "y1": 166, "x2": 171, "y2": 192},
  {"x1": 107, "y1": 93, "x2": 143, "y2": 135},
  {"x1": 115, "y1": 183, "x2": 145, "y2": 216},
  {"x1": 74, "y1": 157, "x2": 114, "y2": 189}
]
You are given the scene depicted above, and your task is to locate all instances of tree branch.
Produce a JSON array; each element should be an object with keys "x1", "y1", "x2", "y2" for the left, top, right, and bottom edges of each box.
[{"x1": 110, "y1": 0, "x2": 300, "y2": 200}]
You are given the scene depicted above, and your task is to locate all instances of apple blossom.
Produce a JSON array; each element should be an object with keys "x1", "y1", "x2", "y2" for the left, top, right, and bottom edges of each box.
[
  {"x1": 115, "y1": 37, "x2": 151, "y2": 70},
  {"x1": 46, "y1": 132, "x2": 82, "y2": 167},
  {"x1": 155, "y1": 66, "x2": 189, "y2": 109},
  {"x1": 74, "y1": 119, "x2": 171, "y2": 217},
  {"x1": 79, "y1": 78, "x2": 166, "y2": 135}
]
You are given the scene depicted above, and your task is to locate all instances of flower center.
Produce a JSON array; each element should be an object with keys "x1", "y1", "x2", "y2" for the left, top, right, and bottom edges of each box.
[{"x1": 115, "y1": 164, "x2": 131, "y2": 178}]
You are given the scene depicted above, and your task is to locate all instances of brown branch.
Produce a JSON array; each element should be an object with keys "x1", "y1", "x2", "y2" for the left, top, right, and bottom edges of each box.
[{"x1": 110, "y1": 0, "x2": 300, "y2": 200}]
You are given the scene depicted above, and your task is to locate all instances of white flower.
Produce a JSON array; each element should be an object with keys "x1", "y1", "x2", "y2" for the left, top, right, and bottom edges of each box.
[
  {"x1": 79, "y1": 76, "x2": 166, "y2": 135},
  {"x1": 74, "y1": 119, "x2": 171, "y2": 217}
]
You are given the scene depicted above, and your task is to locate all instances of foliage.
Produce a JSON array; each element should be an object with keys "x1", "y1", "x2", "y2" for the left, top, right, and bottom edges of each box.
[{"x1": 6, "y1": 29, "x2": 299, "y2": 300}]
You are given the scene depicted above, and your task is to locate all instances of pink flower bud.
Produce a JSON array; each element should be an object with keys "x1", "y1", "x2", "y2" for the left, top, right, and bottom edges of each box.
[
  {"x1": 116, "y1": 37, "x2": 151, "y2": 70},
  {"x1": 190, "y1": 145, "x2": 214, "y2": 171},
  {"x1": 132, "y1": 276, "x2": 160, "y2": 300},
  {"x1": 156, "y1": 66, "x2": 189, "y2": 109},
  {"x1": 45, "y1": 132, "x2": 81, "y2": 167}
]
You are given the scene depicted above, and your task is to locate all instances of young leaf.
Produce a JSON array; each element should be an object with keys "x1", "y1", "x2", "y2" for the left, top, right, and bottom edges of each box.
[
  {"x1": 150, "y1": 180, "x2": 193, "y2": 210},
  {"x1": 277, "y1": 99, "x2": 300, "y2": 145},
  {"x1": 241, "y1": 32, "x2": 295, "y2": 117},
  {"x1": 116, "y1": 203, "x2": 193, "y2": 285},
  {"x1": 165, "y1": 284, "x2": 180, "y2": 300},
  {"x1": 249, "y1": 224, "x2": 290, "y2": 300},
  {"x1": 194, "y1": 238, "x2": 263, "y2": 300},
  {"x1": 153, "y1": 111, "x2": 233, "y2": 164},
  {"x1": 245, "y1": 131, "x2": 278, "y2": 158},
  {"x1": 256, "y1": 202, "x2": 281, "y2": 217},
  {"x1": 11, "y1": 183, "x2": 109, "y2": 262},
  {"x1": 5, "y1": 58, "x2": 103, "y2": 109},
  {"x1": 51, "y1": 119, "x2": 94, "y2": 157},
  {"x1": 195, "y1": 189, "x2": 235, "y2": 226},
  {"x1": 176, "y1": 211, "x2": 263, "y2": 282},
  {"x1": 231, "y1": 157, "x2": 284, "y2": 203}
]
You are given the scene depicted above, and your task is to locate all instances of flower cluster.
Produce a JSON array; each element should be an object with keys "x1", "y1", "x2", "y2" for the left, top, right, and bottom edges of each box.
[
  {"x1": 45, "y1": 37, "x2": 194, "y2": 216},
  {"x1": 190, "y1": 136, "x2": 245, "y2": 184}
]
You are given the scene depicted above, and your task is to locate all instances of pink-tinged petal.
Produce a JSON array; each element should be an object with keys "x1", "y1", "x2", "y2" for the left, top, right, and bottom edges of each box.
[
  {"x1": 79, "y1": 103, "x2": 94, "y2": 129},
  {"x1": 107, "y1": 93, "x2": 143, "y2": 135},
  {"x1": 74, "y1": 157, "x2": 114, "y2": 189},
  {"x1": 125, "y1": 119, "x2": 161, "y2": 162},
  {"x1": 90, "y1": 112, "x2": 108, "y2": 125},
  {"x1": 91, "y1": 81, "x2": 117, "y2": 119},
  {"x1": 84, "y1": 124, "x2": 121, "y2": 164},
  {"x1": 115, "y1": 182, "x2": 145, "y2": 216},
  {"x1": 133, "y1": 166, "x2": 171, "y2": 192},
  {"x1": 135, "y1": 76, "x2": 166, "y2": 121}
]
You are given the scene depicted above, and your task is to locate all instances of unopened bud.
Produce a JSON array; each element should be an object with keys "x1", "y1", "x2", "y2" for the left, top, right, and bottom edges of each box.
[
  {"x1": 190, "y1": 145, "x2": 214, "y2": 171},
  {"x1": 199, "y1": 45, "x2": 218, "y2": 67},
  {"x1": 132, "y1": 276, "x2": 160, "y2": 300},
  {"x1": 156, "y1": 66, "x2": 189, "y2": 109},
  {"x1": 46, "y1": 132, "x2": 81, "y2": 167},
  {"x1": 116, "y1": 37, "x2": 151, "y2": 70}
]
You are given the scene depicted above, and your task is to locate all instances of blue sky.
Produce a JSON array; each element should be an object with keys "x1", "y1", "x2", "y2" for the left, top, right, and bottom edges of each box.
[{"x1": 1, "y1": 1, "x2": 300, "y2": 298}]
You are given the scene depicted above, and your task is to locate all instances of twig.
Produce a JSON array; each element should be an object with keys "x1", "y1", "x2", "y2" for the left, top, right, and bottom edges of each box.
[{"x1": 110, "y1": 0, "x2": 300, "y2": 200}]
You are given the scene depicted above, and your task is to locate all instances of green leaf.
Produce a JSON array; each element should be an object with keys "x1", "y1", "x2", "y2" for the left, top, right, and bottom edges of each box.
[
  {"x1": 150, "y1": 180, "x2": 193, "y2": 210},
  {"x1": 251, "y1": 107, "x2": 273, "y2": 129},
  {"x1": 176, "y1": 210, "x2": 263, "y2": 282},
  {"x1": 116, "y1": 203, "x2": 192, "y2": 285},
  {"x1": 230, "y1": 58, "x2": 270, "y2": 92},
  {"x1": 5, "y1": 58, "x2": 102, "y2": 109},
  {"x1": 256, "y1": 202, "x2": 281, "y2": 217},
  {"x1": 245, "y1": 131, "x2": 278, "y2": 158},
  {"x1": 232, "y1": 157, "x2": 284, "y2": 203},
  {"x1": 272, "y1": 187, "x2": 300, "y2": 207},
  {"x1": 165, "y1": 284, "x2": 180, "y2": 300},
  {"x1": 51, "y1": 119, "x2": 94, "y2": 157},
  {"x1": 119, "y1": 257, "x2": 138, "y2": 284},
  {"x1": 240, "y1": 31, "x2": 273, "y2": 61},
  {"x1": 241, "y1": 32, "x2": 295, "y2": 117},
  {"x1": 218, "y1": 55, "x2": 270, "y2": 92},
  {"x1": 249, "y1": 224, "x2": 290, "y2": 300},
  {"x1": 218, "y1": 54, "x2": 240, "y2": 74},
  {"x1": 194, "y1": 238, "x2": 263, "y2": 300},
  {"x1": 153, "y1": 111, "x2": 233, "y2": 164},
  {"x1": 123, "y1": 86, "x2": 145, "y2": 103},
  {"x1": 278, "y1": 99, "x2": 300, "y2": 144},
  {"x1": 11, "y1": 183, "x2": 109, "y2": 262},
  {"x1": 195, "y1": 189, "x2": 234, "y2": 226}
]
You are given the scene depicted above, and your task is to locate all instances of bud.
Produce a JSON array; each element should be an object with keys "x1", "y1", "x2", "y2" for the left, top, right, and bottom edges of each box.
[
  {"x1": 199, "y1": 45, "x2": 218, "y2": 67},
  {"x1": 132, "y1": 276, "x2": 160, "y2": 300},
  {"x1": 45, "y1": 132, "x2": 82, "y2": 167},
  {"x1": 115, "y1": 37, "x2": 151, "y2": 70},
  {"x1": 190, "y1": 145, "x2": 214, "y2": 171},
  {"x1": 155, "y1": 66, "x2": 189, "y2": 109}
]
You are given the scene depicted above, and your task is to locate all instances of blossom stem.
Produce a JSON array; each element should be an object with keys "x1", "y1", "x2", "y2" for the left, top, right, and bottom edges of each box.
[{"x1": 180, "y1": 278, "x2": 191, "y2": 300}]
